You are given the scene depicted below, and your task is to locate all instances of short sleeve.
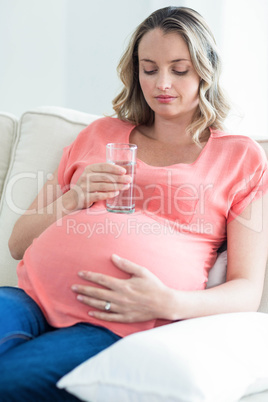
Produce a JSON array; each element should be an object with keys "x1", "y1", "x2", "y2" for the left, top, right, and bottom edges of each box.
[
  {"x1": 56, "y1": 120, "x2": 102, "y2": 193},
  {"x1": 56, "y1": 117, "x2": 128, "y2": 194},
  {"x1": 227, "y1": 146, "x2": 268, "y2": 224}
]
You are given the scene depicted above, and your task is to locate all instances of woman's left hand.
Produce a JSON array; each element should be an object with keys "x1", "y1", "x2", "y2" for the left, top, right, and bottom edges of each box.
[{"x1": 71, "y1": 255, "x2": 169, "y2": 323}]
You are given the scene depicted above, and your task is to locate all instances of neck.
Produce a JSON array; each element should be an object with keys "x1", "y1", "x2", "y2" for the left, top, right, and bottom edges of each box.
[{"x1": 149, "y1": 115, "x2": 194, "y2": 145}]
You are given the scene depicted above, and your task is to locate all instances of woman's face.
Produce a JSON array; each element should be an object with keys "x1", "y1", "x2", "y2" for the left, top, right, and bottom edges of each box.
[{"x1": 138, "y1": 28, "x2": 200, "y2": 123}]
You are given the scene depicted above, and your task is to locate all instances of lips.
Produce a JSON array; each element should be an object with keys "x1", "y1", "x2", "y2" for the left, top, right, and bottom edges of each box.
[{"x1": 155, "y1": 95, "x2": 177, "y2": 103}]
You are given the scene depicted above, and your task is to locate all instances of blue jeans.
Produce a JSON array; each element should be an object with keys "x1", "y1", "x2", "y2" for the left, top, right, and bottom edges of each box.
[{"x1": 0, "y1": 287, "x2": 121, "y2": 401}]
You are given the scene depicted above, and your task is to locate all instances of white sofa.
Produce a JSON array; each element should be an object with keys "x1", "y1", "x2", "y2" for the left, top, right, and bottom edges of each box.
[{"x1": 0, "y1": 106, "x2": 268, "y2": 401}]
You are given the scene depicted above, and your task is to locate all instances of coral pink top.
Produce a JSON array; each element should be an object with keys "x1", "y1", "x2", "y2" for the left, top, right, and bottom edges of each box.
[{"x1": 17, "y1": 117, "x2": 268, "y2": 337}]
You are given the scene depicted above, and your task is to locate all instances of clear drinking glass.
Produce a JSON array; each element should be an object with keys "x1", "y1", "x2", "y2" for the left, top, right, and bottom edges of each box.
[{"x1": 106, "y1": 143, "x2": 137, "y2": 213}]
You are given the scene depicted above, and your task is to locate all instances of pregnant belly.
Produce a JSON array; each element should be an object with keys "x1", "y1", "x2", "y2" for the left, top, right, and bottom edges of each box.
[{"x1": 18, "y1": 209, "x2": 210, "y2": 336}]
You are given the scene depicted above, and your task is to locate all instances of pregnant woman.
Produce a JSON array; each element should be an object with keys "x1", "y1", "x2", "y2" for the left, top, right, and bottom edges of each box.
[{"x1": 1, "y1": 6, "x2": 268, "y2": 401}]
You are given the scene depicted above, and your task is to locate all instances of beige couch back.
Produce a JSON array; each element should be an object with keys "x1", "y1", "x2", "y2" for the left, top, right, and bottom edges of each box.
[
  {"x1": 0, "y1": 107, "x2": 267, "y2": 313},
  {"x1": 257, "y1": 141, "x2": 268, "y2": 312}
]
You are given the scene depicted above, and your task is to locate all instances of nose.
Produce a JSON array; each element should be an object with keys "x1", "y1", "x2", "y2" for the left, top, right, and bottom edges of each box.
[{"x1": 156, "y1": 72, "x2": 172, "y2": 91}]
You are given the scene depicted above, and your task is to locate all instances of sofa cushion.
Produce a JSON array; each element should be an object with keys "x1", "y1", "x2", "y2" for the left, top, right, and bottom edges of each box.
[
  {"x1": 0, "y1": 112, "x2": 17, "y2": 199},
  {"x1": 258, "y1": 140, "x2": 268, "y2": 159},
  {"x1": 0, "y1": 106, "x2": 99, "y2": 286},
  {"x1": 57, "y1": 312, "x2": 268, "y2": 402},
  {"x1": 251, "y1": 139, "x2": 268, "y2": 314}
]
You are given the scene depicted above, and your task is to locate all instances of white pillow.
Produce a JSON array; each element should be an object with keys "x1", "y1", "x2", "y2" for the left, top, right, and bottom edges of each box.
[{"x1": 57, "y1": 312, "x2": 268, "y2": 402}]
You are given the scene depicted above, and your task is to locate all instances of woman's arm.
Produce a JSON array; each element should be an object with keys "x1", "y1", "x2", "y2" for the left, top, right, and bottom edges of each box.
[
  {"x1": 9, "y1": 164, "x2": 131, "y2": 260},
  {"x1": 166, "y1": 192, "x2": 268, "y2": 320},
  {"x1": 9, "y1": 168, "x2": 64, "y2": 260},
  {"x1": 72, "y1": 193, "x2": 268, "y2": 322}
]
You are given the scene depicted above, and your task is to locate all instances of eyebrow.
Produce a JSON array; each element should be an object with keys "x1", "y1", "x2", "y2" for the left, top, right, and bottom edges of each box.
[{"x1": 140, "y1": 58, "x2": 190, "y2": 63}]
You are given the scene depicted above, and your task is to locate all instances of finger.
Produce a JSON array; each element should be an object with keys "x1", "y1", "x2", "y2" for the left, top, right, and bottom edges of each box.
[
  {"x1": 71, "y1": 283, "x2": 111, "y2": 300},
  {"x1": 76, "y1": 294, "x2": 119, "y2": 312},
  {"x1": 77, "y1": 271, "x2": 126, "y2": 291},
  {"x1": 89, "y1": 173, "x2": 132, "y2": 184},
  {"x1": 111, "y1": 254, "x2": 146, "y2": 277},
  {"x1": 89, "y1": 163, "x2": 126, "y2": 175},
  {"x1": 88, "y1": 311, "x2": 130, "y2": 322},
  {"x1": 87, "y1": 182, "x2": 130, "y2": 193},
  {"x1": 86, "y1": 190, "x2": 120, "y2": 203}
]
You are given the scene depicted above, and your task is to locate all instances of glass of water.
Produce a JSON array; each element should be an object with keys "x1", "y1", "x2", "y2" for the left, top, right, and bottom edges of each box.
[{"x1": 106, "y1": 143, "x2": 137, "y2": 213}]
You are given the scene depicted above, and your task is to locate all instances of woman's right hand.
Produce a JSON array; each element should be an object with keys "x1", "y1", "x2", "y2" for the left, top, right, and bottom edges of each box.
[
  {"x1": 9, "y1": 163, "x2": 131, "y2": 259},
  {"x1": 67, "y1": 163, "x2": 132, "y2": 210}
]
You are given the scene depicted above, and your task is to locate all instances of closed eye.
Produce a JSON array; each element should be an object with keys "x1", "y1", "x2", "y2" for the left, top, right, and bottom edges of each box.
[
  {"x1": 143, "y1": 70, "x2": 157, "y2": 75},
  {"x1": 143, "y1": 70, "x2": 189, "y2": 76},
  {"x1": 174, "y1": 70, "x2": 188, "y2": 76}
]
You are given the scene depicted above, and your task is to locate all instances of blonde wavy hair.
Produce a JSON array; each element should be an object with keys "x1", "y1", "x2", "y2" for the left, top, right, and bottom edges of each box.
[{"x1": 112, "y1": 6, "x2": 230, "y2": 144}]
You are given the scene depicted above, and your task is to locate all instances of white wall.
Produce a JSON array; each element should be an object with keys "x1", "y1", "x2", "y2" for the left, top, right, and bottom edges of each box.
[
  {"x1": 182, "y1": 0, "x2": 268, "y2": 138},
  {"x1": 221, "y1": 0, "x2": 268, "y2": 139},
  {"x1": 63, "y1": 0, "x2": 154, "y2": 115},
  {"x1": 0, "y1": 0, "x2": 66, "y2": 114},
  {"x1": 0, "y1": 0, "x2": 267, "y2": 138}
]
